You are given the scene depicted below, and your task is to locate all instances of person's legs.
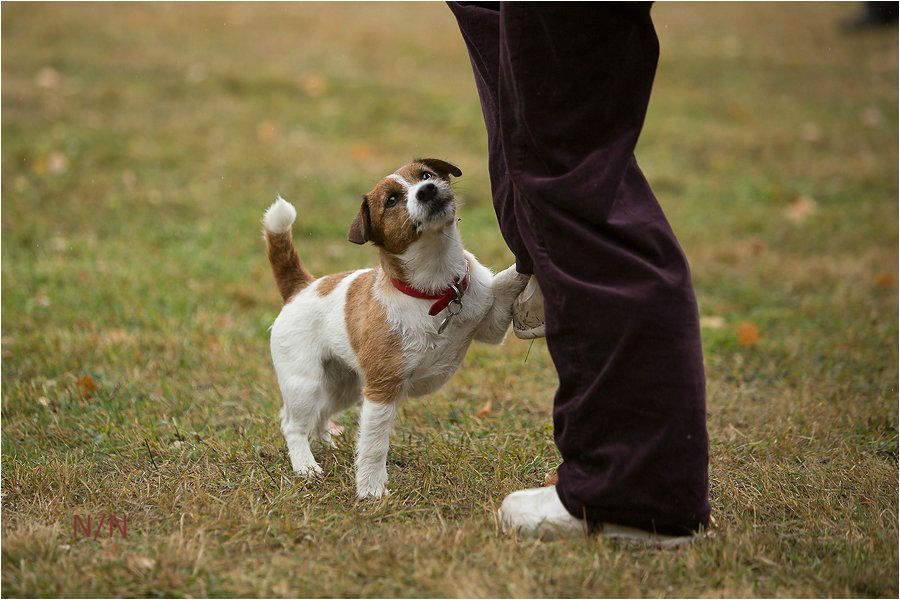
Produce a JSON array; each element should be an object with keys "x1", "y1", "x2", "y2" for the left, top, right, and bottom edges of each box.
[
  {"x1": 499, "y1": 2, "x2": 709, "y2": 535},
  {"x1": 452, "y1": 1, "x2": 710, "y2": 536}
]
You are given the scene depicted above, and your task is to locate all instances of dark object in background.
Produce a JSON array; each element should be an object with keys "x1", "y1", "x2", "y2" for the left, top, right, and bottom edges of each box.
[{"x1": 843, "y1": 1, "x2": 898, "y2": 31}]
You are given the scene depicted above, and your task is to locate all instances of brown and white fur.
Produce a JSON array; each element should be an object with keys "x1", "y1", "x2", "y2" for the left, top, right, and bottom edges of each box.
[{"x1": 263, "y1": 158, "x2": 528, "y2": 499}]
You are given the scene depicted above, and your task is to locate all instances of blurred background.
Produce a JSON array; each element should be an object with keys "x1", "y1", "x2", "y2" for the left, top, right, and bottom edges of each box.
[{"x1": 2, "y1": 3, "x2": 897, "y2": 597}]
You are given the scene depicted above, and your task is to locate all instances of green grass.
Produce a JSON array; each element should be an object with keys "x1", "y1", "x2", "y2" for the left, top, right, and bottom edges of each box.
[{"x1": 2, "y1": 2, "x2": 897, "y2": 597}]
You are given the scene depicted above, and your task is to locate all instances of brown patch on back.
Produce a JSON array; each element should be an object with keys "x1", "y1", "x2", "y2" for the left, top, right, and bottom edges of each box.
[
  {"x1": 265, "y1": 230, "x2": 314, "y2": 302},
  {"x1": 345, "y1": 270, "x2": 406, "y2": 403},
  {"x1": 315, "y1": 271, "x2": 351, "y2": 297}
]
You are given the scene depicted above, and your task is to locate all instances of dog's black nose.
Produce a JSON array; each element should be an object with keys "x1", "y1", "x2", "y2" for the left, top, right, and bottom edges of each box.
[{"x1": 417, "y1": 183, "x2": 438, "y2": 202}]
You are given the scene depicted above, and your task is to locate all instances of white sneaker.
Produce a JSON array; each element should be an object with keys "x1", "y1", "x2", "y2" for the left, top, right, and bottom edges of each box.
[
  {"x1": 512, "y1": 276, "x2": 545, "y2": 339},
  {"x1": 498, "y1": 486, "x2": 585, "y2": 539},
  {"x1": 498, "y1": 486, "x2": 696, "y2": 547}
]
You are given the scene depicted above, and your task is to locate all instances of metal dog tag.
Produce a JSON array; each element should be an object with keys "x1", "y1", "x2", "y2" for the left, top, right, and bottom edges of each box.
[{"x1": 438, "y1": 299, "x2": 463, "y2": 334}]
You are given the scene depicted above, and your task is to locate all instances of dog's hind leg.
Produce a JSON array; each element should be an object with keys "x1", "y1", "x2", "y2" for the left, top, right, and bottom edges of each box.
[
  {"x1": 314, "y1": 357, "x2": 362, "y2": 447},
  {"x1": 279, "y1": 376, "x2": 326, "y2": 477}
]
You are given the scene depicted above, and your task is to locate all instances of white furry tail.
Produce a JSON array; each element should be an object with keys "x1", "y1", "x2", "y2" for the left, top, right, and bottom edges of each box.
[
  {"x1": 263, "y1": 196, "x2": 313, "y2": 302},
  {"x1": 263, "y1": 195, "x2": 297, "y2": 234}
]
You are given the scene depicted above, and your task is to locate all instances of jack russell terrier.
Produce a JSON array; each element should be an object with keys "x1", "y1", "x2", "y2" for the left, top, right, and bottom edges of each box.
[{"x1": 262, "y1": 158, "x2": 528, "y2": 499}]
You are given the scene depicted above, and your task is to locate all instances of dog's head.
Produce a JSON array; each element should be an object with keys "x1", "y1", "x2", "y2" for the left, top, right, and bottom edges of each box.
[{"x1": 348, "y1": 158, "x2": 462, "y2": 254}]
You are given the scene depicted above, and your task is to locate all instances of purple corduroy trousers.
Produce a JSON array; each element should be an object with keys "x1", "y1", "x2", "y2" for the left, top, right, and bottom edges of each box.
[{"x1": 448, "y1": 1, "x2": 710, "y2": 534}]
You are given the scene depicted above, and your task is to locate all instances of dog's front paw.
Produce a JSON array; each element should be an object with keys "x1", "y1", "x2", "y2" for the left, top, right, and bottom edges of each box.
[
  {"x1": 356, "y1": 469, "x2": 389, "y2": 499},
  {"x1": 291, "y1": 459, "x2": 324, "y2": 478},
  {"x1": 494, "y1": 264, "x2": 530, "y2": 297}
]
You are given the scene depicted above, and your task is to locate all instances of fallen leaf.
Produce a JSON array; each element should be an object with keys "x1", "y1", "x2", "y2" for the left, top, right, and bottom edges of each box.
[
  {"x1": 350, "y1": 142, "x2": 373, "y2": 162},
  {"x1": 273, "y1": 581, "x2": 292, "y2": 597},
  {"x1": 475, "y1": 398, "x2": 492, "y2": 418},
  {"x1": 724, "y1": 423, "x2": 741, "y2": 442},
  {"x1": 785, "y1": 194, "x2": 818, "y2": 224},
  {"x1": 257, "y1": 120, "x2": 278, "y2": 143},
  {"x1": 35, "y1": 67, "x2": 61, "y2": 89},
  {"x1": 800, "y1": 122, "x2": 822, "y2": 143},
  {"x1": 737, "y1": 323, "x2": 760, "y2": 347},
  {"x1": 700, "y1": 316, "x2": 725, "y2": 330},
  {"x1": 874, "y1": 273, "x2": 894, "y2": 287},
  {"x1": 860, "y1": 106, "x2": 882, "y2": 128},
  {"x1": 302, "y1": 74, "x2": 327, "y2": 97},
  {"x1": 126, "y1": 553, "x2": 156, "y2": 572},
  {"x1": 100, "y1": 544, "x2": 121, "y2": 561},
  {"x1": 756, "y1": 556, "x2": 779, "y2": 568},
  {"x1": 48, "y1": 152, "x2": 68, "y2": 174},
  {"x1": 103, "y1": 329, "x2": 132, "y2": 345},
  {"x1": 727, "y1": 102, "x2": 750, "y2": 121},
  {"x1": 544, "y1": 470, "x2": 559, "y2": 486},
  {"x1": 186, "y1": 62, "x2": 207, "y2": 83},
  {"x1": 37, "y1": 396, "x2": 50, "y2": 407},
  {"x1": 750, "y1": 238, "x2": 765, "y2": 256},
  {"x1": 77, "y1": 374, "x2": 97, "y2": 399},
  {"x1": 121, "y1": 170, "x2": 138, "y2": 190}
]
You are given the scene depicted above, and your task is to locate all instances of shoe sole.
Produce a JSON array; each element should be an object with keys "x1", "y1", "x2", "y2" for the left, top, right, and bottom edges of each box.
[
  {"x1": 498, "y1": 509, "x2": 697, "y2": 547},
  {"x1": 514, "y1": 324, "x2": 545, "y2": 339}
]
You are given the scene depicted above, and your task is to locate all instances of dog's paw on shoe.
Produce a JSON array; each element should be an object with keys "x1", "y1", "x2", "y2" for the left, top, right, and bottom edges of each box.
[
  {"x1": 493, "y1": 263, "x2": 530, "y2": 296},
  {"x1": 513, "y1": 276, "x2": 546, "y2": 339}
]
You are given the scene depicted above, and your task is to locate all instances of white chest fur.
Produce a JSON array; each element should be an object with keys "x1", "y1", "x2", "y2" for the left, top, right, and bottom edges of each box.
[{"x1": 375, "y1": 252, "x2": 496, "y2": 397}]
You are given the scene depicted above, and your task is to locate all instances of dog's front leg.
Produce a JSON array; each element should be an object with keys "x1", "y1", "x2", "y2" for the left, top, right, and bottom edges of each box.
[
  {"x1": 355, "y1": 391, "x2": 400, "y2": 499},
  {"x1": 474, "y1": 263, "x2": 530, "y2": 344}
]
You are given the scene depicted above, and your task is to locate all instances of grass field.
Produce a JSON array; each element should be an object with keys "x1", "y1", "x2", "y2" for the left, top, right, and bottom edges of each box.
[{"x1": 2, "y1": 3, "x2": 897, "y2": 597}]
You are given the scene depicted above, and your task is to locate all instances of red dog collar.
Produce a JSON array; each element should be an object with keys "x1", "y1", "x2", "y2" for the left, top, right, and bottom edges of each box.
[{"x1": 390, "y1": 264, "x2": 470, "y2": 316}]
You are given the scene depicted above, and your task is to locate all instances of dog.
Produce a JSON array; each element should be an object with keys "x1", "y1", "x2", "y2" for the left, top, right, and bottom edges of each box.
[{"x1": 262, "y1": 158, "x2": 528, "y2": 499}]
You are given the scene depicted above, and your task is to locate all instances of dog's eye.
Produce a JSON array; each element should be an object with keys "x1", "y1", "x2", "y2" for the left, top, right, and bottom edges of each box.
[
  {"x1": 385, "y1": 195, "x2": 399, "y2": 208},
  {"x1": 421, "y1": 171, "x2": 433, "y2": 180}
]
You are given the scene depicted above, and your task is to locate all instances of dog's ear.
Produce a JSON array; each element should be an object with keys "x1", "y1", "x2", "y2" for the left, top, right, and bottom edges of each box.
[
  {"x1": 348, "y1": 196, "x2": 373, "y2": 245},
  {"x1": 416, "y1": 158, "x2": 462, "y2": 178}
]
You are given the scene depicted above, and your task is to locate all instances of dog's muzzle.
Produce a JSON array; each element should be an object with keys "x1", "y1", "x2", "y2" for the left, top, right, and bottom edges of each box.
[{"x1": 416, "y1": 183, "x2": 451, "y2": 217}]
